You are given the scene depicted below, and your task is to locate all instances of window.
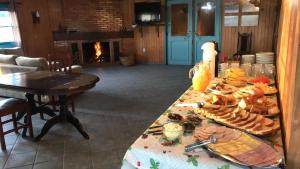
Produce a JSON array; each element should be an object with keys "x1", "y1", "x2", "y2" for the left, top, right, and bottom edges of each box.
[
  {"x1": 224, "y1": 0, "x2": 260, "y2": 27},
  {"x1": 0, "y1": 3, "x2": 19, "y2": 48}
]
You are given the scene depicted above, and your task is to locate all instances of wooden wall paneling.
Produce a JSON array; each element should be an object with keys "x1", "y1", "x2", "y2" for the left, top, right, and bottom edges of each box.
[
  {"x1": 128, "y1": 0, "x2": 165, "y2": 64},
  {"x1": 276, "y1": 0, "x2": 300, "y2": 168},
  {"x1": 287, "y1": 43, "x2": 300, "y2": 169},
  {"x1": 221, "y1": 0, "x2": 278, "y2": 57},
  {"x1": 134, "y1": 25, "x2": 164, "y2": 64},
  {"x1": 122, "y1": 0, "x2": 134, "y2": 29},
  {"x1": 14, "y1": 0, "x2": 53, "y2": 58},
  {"x1": 46, "y1": 0, "x2": 63, "y2": 31}
]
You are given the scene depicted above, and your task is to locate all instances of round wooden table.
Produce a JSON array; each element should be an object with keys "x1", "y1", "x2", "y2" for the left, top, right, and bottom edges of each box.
[{"x1": 0, "y1": 71, "x2": 100, "y2": 141}]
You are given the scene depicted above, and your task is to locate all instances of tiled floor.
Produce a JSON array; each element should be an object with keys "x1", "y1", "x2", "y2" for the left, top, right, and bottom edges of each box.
[
  {"x1": 0, "y1": 113, "x2": 142, "y2": 169},
  {"x1": 0, "y1": 65, "x2": 191, "y2": 169}
]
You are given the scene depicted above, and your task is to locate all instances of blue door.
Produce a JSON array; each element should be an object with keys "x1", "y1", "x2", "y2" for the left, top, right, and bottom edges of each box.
[
  {"x1": 167, "y1": 0, "x2": 193, "y2": 65},
  {"x1": 194, "y1": 0, "x2": 221, "y2": 62},
  {"x1": 167, "y1": 0, "x2": 221, "y2": 65}
]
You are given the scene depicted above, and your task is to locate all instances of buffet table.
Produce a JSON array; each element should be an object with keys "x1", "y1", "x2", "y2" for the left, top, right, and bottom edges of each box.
[{"x1": 121, "y1": 82, "x2": 285, "y2": 169}]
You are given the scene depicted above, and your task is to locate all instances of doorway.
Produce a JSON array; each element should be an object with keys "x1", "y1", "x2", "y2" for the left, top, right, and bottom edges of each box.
[{"x1": 166, "y1": 0, "x2": 221, "y2": 65}]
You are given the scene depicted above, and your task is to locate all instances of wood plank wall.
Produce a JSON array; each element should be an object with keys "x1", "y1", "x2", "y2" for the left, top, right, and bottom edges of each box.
[
  {"x1": 134, "y1": 26, "x2": 164, "y2": 63},
  {"x1": 221, "y1": 0, "x2": 279, "y2": 57},
  {"x1": 4, "y1": 0, "x2": 280, "y2": 64},
  {"x1": 126, "y1": 0, "x2": 165, "y2": 64},
  {"x1": 276, "y1": 0, "x2": 300, "y2": 168},
  {"x1": 13, "y1": 0, "x2": 54, "y2": 58}
]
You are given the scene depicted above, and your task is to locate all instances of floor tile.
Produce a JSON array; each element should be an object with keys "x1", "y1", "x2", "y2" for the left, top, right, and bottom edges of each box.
[
  {"x1": 5, "y1": 152, "x2": 36, "y2": 168},
  {"x1": 7, "y1": 164, "x2": 32, "y2": 169},
  {"x1": 0, "y1": 155, "x2": 8, "y2": 169},
  {"x1": 35, "y1": 145, "x2": 63, "y2": 163},
  {"x1": 33, "y1": 161, "x2": 63, "y2": 169},
  {"x1": 92, "y1": 151, "x2": 121, "y2": 169},
  {"x1": 12, "y1": 142, "x2": 38, "y2": 154},
  {"x1": 64, "y1": 140, "x2": 90, "y2": 153},
  {"x1": 63, "y1": 152, "x2": 92, "y2": 169}
]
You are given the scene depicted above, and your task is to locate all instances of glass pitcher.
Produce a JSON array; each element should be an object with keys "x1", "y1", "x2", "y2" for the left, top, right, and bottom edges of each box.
[{"x1": 189, "y1": 63, "x2": 211, "y2": 92}]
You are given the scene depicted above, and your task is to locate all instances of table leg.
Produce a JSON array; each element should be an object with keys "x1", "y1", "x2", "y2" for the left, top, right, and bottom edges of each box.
[
  {"x1": 18, "y1": 93, "x2": 56, "y2": 138},
  {"x1": 66, "y1": 111, "x2": 89, "y2": 139},
  {"x1": 35, "y1": 95, "x2": 89, "y2": 141},
  {"x1": 35, "y1": 116, "x2": 61, "y2": 141},
  {"x1": 59, "y1": 95, "x2": 89, "y2": 139}
]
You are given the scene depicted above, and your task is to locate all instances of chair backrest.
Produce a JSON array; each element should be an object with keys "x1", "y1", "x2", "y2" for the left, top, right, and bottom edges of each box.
[
  {"x1": 47, "y1": 52, "x2": 72, "y2": 73},
  {"x1": 237, "y1": 32, "x2": 252, "y2": 55}
]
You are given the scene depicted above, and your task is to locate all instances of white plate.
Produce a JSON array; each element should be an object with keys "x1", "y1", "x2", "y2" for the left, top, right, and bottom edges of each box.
[{"x1": 207, "y1": 83, "x2": 237, "y2": 95}]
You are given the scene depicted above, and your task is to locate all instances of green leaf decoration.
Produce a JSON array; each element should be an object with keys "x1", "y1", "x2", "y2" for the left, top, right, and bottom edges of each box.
[
  {"x1": 128, "y1": 146, "x2": 132, "y2": 150},
  {"x1": 150, "y1": 158, "x2": 160, "y2": 169},
  {"x1": 217, "y1": 164, "x2": 230, "y2": 169},
  {"x1": 186, "y1": 156, "x2": 198, "y2": 167}
]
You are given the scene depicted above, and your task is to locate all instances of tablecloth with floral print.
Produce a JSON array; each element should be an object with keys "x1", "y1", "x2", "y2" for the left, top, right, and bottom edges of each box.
[{"x1": 121, "y1": 86, "x2": 284, "y2": 169}]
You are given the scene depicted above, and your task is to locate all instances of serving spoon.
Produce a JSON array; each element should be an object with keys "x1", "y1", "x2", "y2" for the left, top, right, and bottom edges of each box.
[{"x1": 185, "y1": 135, "x2": 217, "y2": 152}]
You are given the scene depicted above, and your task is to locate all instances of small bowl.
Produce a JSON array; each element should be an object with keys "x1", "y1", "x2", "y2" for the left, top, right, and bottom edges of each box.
[
  {"x1": 163, "y1": 122, "x2": 183, "y2": 141},
  {"x1": 168, "y1": 113, "x2": 183, "y2": 122},
  {"x1": 182, "y1": 122, "x2": 195, "y2": 134},
  {"x1": 186, "y1": 115, "x2": 202, "y2": 126}
]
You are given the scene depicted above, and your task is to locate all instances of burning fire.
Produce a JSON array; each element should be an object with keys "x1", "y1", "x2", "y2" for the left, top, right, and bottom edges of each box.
[{"x1": 94, "y1": 42, "x2": 102, "y2": 62}]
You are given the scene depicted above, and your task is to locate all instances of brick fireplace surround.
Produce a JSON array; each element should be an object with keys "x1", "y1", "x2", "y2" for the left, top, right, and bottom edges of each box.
[{"x1": 51, "y1": 0, "x2": 134, "y2": 66}]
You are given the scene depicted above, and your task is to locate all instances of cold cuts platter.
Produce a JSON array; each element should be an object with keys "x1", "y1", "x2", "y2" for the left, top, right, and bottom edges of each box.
[{"x1": 194, "y1": 126, "x2": 284, "y2": 168}]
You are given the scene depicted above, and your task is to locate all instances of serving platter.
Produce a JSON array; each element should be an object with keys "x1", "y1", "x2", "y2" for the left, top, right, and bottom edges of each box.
[
  {"x1": 207, "y1": 83, "x2": 237, "y2": 95},
  {"x1": 193, "y1": 126, "x2": 284, "y2": 168},
  {"x1": 205, "y1": 140, "x2": 284, "y2": 169},
  {"x1": 247, "y1": 77, "x2": 275, "y2": 86},
  {"x1": 196, "y1": 107, "x2": 280, "y2": 136}
]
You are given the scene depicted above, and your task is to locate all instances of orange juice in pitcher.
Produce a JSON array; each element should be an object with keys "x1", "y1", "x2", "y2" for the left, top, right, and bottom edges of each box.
[{"x1": 189, "y1": 63, "x2": 211, "y2": 92}]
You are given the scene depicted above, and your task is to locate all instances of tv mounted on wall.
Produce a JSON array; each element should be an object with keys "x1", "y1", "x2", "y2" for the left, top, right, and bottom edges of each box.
[{"x1": 135, "y1": 2, "x2": 161, "y2": 25}]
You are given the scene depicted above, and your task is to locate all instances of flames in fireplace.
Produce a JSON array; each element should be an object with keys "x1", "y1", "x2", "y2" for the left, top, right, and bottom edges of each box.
[{"x1": 94, "y1": 42, "x2": 103, "y2": 62}]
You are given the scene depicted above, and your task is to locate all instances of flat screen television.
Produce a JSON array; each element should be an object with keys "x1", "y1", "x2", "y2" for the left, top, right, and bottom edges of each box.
[{"x1": 135, "y1": 2, "x2": 161, "y2": 25}]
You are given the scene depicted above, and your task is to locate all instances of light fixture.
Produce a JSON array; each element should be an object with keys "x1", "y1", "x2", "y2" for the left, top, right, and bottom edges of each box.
[
  {"x1": 31, "y1": 11, "x2": 40, "y2": 24},
  {"x1": 201, "y1": 2, "x2": 214, "y2": 10},
  {"x1": 249, "y1": 0, "x2": 260, "y2": 7}
]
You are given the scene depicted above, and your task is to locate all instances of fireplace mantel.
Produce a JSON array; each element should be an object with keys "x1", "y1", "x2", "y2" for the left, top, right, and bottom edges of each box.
[{"x1": 53, "y1": 31, "x2": 134, "y2": 41}]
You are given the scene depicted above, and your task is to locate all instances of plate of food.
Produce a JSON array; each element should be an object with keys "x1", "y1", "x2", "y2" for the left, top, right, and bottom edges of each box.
[
  {"x1": 233, "y1": 85, "x2": 264, "y2": 99},
  {"x1": 204, "y1": 94, "x2": 238, "y2": 108},
  {"x1": 223, "y1": 68, "x2": 248, "y2": 87},
  {"x1": 248, "y1": 75, "x2": 275, "y2": 85},
  {"x1": 253, "y1": 82, "x2": 278, "y2": 95},
  {"x1": 238, "y1": 96, "x2": 280, "y2": 117},
  {"x1": 196, "y1": 106, "x2": 281, "y2": 136},
  {"x1": 193, "y1": 126, "x2": 283, "y2": 168},
  {"x1": 207, "y1": 82, "x2": 237, "y2": 95}
]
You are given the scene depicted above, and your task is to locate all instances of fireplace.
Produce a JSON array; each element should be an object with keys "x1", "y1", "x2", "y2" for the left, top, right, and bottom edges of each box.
[
  {"x1": 53, "y1": 31, "x2": 133, "y2": 66},
  {"x1": 82, "y1": 42, "x2": 110, "y2": 64}
]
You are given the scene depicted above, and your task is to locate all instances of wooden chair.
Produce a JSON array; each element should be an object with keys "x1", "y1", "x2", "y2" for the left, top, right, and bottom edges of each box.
[
  {"x1": 46, "y1": 53, "x2": 75, "y2": 113},
  {"x1": 233, "y1": 32, "x2": 252, "y2": 60},
  {"x1": 0, "y1": 98, "x2": 33, "y2": 150}
]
